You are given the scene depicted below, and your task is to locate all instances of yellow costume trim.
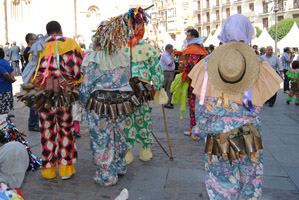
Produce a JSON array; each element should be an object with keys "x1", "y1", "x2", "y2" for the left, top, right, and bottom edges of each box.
[
  {"x1": 122, "y1": 43, "x2": 160, "y2": 62},
  {"x1": 59, "y1": 164, "x2": 76, "y2": 177},
  {"x1": 41, "y1": 166, "x2": 57, "y2": 179},
  {"x1": 39, "y1": 38, "x2": 82, "y2": 58},
  {"x1": 139, "y1": 148, "x2": 153, "y2": 162},
  {"x1": 125, "y1": 150, "x2": 134, "y2": 165},
  {"x1": 74, "y1": 73, "x2": 83, "y2": 85},
  {"x1": 153, "y1": 89, "x2": 169, "y2": 105}
]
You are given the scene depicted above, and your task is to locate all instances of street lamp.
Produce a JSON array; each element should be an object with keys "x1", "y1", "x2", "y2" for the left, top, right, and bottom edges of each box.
[{"x1": 266, "y1": 0, "x2": 287, "y2": 54}]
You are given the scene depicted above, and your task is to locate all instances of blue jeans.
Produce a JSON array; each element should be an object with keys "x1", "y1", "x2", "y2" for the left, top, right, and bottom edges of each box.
[{"x1": 28, "y1": 107, "x2": 39, "y2": 128}]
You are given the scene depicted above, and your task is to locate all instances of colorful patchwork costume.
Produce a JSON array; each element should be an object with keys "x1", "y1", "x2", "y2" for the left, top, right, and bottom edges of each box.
[
  {"x1": 123, "y1": 20, "x2": 168, "y2": 164},
  {"x1": 286, "y1": 68, "x2": 299, "y2": 105},
  {"x1": 182, "y1": 38, "x2": 208, "y2": 134},
  {"x1": 17, "y1": 30, "x2": 83, "y2": 179}
]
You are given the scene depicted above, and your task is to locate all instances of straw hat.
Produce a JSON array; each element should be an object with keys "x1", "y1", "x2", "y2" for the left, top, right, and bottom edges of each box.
[{"x1": 207, "y1": 41, "x2": 260, "y2": 95}]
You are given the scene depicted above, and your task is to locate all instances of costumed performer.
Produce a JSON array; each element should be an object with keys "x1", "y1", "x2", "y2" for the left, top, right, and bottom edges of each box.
[
  {"x1": 122, "y1": 8, "x2": 168, "y2": 164},
  {"x1": 182, "y1": 29, "x2": 208, "y2": 138},
  {"x1": 79, "y1": 16, "x2": 139, "y2": 186},
  {"x1": 16, "y1": 21, "x2": 83, "y2": 180},
  {"x1": 286, "y1": 60, "x2": 299, "y2": 105},
  {"x1": 188, "y1": 14, "x2": 282, "y2": 199}
]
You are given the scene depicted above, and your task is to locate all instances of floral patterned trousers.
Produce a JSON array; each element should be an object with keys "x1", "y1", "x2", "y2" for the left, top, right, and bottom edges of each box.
[
  {"x1": 205, "y1": 151, "x2": 263, "y2": 200},
  {"x1": 188, "y1": 84, "x2": 196, "y2": 130},
  {"x1": 87, "y1": 112, "x2": 127, "y2": 186},
  {"x1": 124, "y1": 102, "x2": 154, "y2": 150}
]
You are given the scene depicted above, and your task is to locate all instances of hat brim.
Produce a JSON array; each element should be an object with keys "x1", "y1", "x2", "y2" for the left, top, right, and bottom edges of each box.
[{"x1": 207, "y1": 42, "x2": 260, "y2": 95}]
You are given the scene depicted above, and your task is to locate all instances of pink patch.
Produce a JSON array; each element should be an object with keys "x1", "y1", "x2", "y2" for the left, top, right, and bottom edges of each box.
[{"x1": 103, "y1": 83, "x2": 110, "y2": 88}]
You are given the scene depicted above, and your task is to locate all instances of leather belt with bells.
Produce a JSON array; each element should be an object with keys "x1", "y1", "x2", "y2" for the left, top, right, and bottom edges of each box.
[
  {"x1": 205, "y1": 124, "x2": 263, "y2": 165},
  {"x1": 129, "y1": 77, "x2": 154, "y2": 104},
  {"x1": 86, "y1": 90, "x2": 141, "y2": 122},
  {"x1": 16, "y1": 76, "x2": 79, "y2": 112}
]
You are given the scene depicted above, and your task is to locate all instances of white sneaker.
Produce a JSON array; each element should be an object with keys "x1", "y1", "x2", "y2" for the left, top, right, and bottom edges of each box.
[
  {"x1": 61, "y1": 175, "x2": 71, "y2": 180},
  {"x1": 184, "y1": 131, "x2": 191, "y2": 136},
  {"x1": 115, "y1": 188, "x2": 129, "y2": 200}
]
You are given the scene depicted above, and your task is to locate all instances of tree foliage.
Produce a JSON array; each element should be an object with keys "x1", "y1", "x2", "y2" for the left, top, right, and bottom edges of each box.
[
  {"x1": 268, "y1": 18, "x2": 299, "y2": 41},
  {"x1": 211, "y1": 29, "x2": 216, "y2": 35},
  {"x1": 255, "y1": 26, "x2": 262, "y2": 38}
]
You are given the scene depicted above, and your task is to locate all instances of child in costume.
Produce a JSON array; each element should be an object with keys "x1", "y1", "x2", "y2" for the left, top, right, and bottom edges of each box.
[
  {"x1": 79, "y1": 16, "x2": 139, "y2": 186},
  {"x1": 188, "y1": 14, "x2": 282, "y2": 199},
  {"x1": 122, "y1": 8, "x2": 168, "y2": 164},
  {"x1": 286, "y1": 60, "x2": 299, "y2": 105}
]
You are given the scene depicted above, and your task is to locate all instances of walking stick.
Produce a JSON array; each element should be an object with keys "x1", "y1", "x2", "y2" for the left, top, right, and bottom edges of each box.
[
  {"x1": 162, "y1": 104, "x2": 174, "y2": 160},
  {"x1": 151, "y1": 131, "x2": 171, "y2": 159}
]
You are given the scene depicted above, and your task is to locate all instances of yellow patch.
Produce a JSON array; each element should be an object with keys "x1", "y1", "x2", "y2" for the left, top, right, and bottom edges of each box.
[
  {"x1": 143, "y1": 72, "x2": 148, "y2": 77},
  {"x1": 148, "y1": 124, "x2": 152, "y2": 129},
  {"x1": 126, "y1": 120, "x2": 131, "y2": 126},
  {"x1": 138, "y1": 119, "x2": 143, "y2": 124},
  {"x1": 158, "y1": 68, "x2": 161, "y2": 72},
  {"x1": 142, "y1": 133, "x2": 146, "y2": 136}
]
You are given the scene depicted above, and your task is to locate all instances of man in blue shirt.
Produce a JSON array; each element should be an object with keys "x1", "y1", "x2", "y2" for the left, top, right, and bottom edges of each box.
[
  {"x1": 160, "y1": 44, "x2": 175, "y2": 108},
  {"x1": 281, "y1": 47, "x2": 294, "y2": 92}
]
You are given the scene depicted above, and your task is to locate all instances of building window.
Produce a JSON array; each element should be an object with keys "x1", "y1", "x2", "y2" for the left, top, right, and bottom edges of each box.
[
  {"x1": 237, "y1": 6, "x2": 242, "y2": 14},
  {"x1": 263, "y1": 17, "x2": 268, "y2": 29},
  {"x1": 198, "y1": 0, "x2": 201, "y2": 9},
  {"x1": 262, "y1": 1, "x2": 268, "y2": 13},
  {"x1": 278, "y1": 0, "x2": 283, "y2": 10},
  {"x1": 249, "y1": 3, "x2": 254, "y2": 11},
  {"x1": 294, "y1": 0, "x2": 299, "y2": 9},
  {"x1": 293, "y1": 14, "x2": 299, "y2": 18},
  {"x1": 216, "y1": 24, "x2": 219, "y2": 28},
  {"x1": 207, "y1": 26, "x2": 210, "y2": 35},
  {"x1": 278, "y1": 15, "x2": 284, "y2": 21},
  {"x1": 206, "y1": 12, "x2": 210, "y2": 22},
  {"x1": 206, "y1": 0, "x2": 209, "y2": 8},
  {"x1": 216, "y1": 10, "x2": 219, "y2": 20},
  {"x1": 198, "y1": 14, "x2": 201, "y2": 23},
  {"x1": 216, "y1": 0, "x2": 219, "y2": 6},
  {"x1": 198, "y1": 27, "x2": 202, "y2": 35},
  {"x1": 226, "y1": 8, "x2": 230, "y2": 18}
]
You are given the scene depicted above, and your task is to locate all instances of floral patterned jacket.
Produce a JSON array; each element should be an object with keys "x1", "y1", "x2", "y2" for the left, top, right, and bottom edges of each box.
[{"x1": 193, "y1": 97, "x2": 262, "y2": 135}]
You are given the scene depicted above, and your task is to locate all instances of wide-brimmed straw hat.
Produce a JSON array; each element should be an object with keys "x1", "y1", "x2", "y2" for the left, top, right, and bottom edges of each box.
[{"x1": 207, "y1": 41, "x2": 260, "y2": 95}]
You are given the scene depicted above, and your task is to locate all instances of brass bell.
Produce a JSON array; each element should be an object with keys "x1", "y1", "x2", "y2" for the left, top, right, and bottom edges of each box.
[
  {"x1": 123, "y1": 101, "x2": 133, "y2": 115},
  {"x1": 109, "y1": 104, "x2": 118, "y2": 122},
  {"x1": 117, "y1": 103, "x2": 125, "y2": 119}
]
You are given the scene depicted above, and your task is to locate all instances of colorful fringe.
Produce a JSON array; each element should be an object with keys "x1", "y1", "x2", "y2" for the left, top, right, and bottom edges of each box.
[{"x1": 0, "y1": 118, "x2": 42, "y2": 171}]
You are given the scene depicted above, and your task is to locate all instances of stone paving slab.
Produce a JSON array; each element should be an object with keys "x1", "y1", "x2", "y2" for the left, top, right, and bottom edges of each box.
[{"x1": 8, "y1": 78, "x2": 299, "y2": 199}]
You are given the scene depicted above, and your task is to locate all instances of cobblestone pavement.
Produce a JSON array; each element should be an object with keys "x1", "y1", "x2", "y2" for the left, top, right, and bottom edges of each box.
[{"x1": 9, "y1": 77, "x2": 299, "y2": 200}]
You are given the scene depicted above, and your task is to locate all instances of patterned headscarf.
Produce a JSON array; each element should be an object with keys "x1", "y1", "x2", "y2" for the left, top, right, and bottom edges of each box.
[{"x1": 218, "y1": 14, "x2": 253, "y2": 45}]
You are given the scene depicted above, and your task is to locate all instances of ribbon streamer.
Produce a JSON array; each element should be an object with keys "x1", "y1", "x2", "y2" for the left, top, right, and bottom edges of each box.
[
  {"x1": 243, "y1": 88, "x2": 254, "y2": 113},
  {"x1": 199, "y1": 62, "x2": 208, "y2": 105}
]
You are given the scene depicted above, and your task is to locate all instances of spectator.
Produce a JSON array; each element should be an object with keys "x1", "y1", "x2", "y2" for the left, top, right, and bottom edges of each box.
[
  {"x1": 3, "y1": 42, "x2": 10, "y2": 61},
  {"x1": 262, "y1": 46, "x2": 283, "y2": 107},
  {"x1": 281, "y1": 47, "x2": 294, "y2": 92},
  {"x1": 260, "y1": 47, "x2": 266, "y2": 55},
  {"x1": 9, "y1": 41, "x2": 21, "y2": 76},
  {"x1": 19, "y1": 42, "x2": 25, "y2": 70},
  {"x1": 24, "y1": 33, "x2": 40, "y2": 132},
  {"x1": 160, "y1": 44, "x2": 175, "y2": 109},
  {"x1": 0, "y1": 48, "x2": 15, "y2": 115},
  {"x1": 252, "y1": 44, "x2": 259, "y2": 55}
]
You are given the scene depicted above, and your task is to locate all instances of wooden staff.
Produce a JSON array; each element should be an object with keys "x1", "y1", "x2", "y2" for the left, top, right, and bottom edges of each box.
[{"x1": 161, "y1": 104, "x2": 174, "y2": 160}]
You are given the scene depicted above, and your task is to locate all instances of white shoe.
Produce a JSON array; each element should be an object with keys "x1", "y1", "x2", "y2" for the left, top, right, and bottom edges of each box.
[
  {"x1": 184, "y1": 131, "x2": 191, "y2": 136},
  {"x1": 115, "y1": 188, "x2": 129, "y2": 200},
  {"x1": 61, "y1": 175, "x2": 71, "y2": 180}
]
